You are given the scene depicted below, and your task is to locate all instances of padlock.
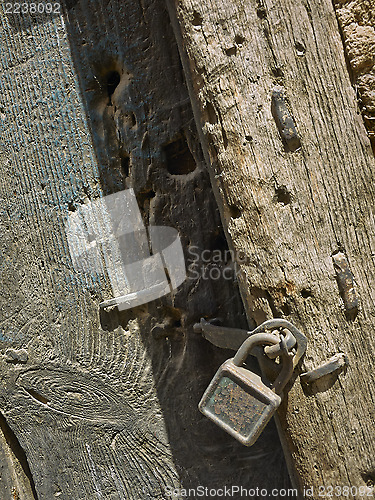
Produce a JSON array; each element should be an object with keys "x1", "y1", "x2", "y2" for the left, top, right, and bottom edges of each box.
[{"x1": 198, "y1": 332, "x2": 294, "y2": 446}]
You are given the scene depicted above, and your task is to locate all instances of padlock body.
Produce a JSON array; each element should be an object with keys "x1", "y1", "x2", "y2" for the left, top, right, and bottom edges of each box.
[{"x1": 199, "y1": 359, "x2": 281, "y2": 446}]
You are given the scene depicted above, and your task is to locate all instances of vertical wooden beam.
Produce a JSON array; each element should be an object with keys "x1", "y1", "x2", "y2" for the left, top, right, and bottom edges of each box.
[{"x1": 167, "y1": 0, "x2": 375, "y2": 494}]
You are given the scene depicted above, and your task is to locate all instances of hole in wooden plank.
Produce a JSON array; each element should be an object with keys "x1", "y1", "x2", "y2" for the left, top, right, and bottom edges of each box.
[
  {"x1": 192, "y1": 11, "x2": 203, "y2": 27},
  {"x1": 121, "y1": 154, "x2": 131, "y2": 178},
  {"x1": 229, "y1": 205, "x2": 241, "y2": 219},
  {"x1": 163, "y1": 135, "x2": 197, "y2": 175},
  {"x1": 295, "y1": 42, "x2": 306, "y2": 56},
  {"x1": 106, "y1": 70, "x2": 120, "y2": 99},
  {"x1": 257, "y1": 7, "x2": 267, "y2": 18},
  {"x1": 225, "y1": 46, "x2": 237, "y2": 57},
  {"x1": 362, "y1": 471, "x2": 375, "y2": 488},
  {"x1": 274, "y1": 185, "x2": 291, "y2": 205},
  {"x1": 272, "y1": 67, "x2": 284, "y2": 78},
  {"x1": 235, "y1": 35, "x2": 245, "y2": 46},
  {"x1": 301, "y1": 288, "x2": 312, "y2": 298}
]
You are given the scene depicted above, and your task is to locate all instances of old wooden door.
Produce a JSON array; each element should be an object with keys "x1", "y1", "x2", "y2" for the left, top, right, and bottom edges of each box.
[{"x1": 0, "y1": 1, "x2": 291, "y2": 498}]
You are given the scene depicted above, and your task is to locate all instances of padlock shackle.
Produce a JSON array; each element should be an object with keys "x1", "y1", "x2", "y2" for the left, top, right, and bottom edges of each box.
[
  {"x1": 233, "y1": 332, "x2": 293, "y2": 395},
  {"x1": 233, "y1": 333, "x2": 280, "y2": 366},
  {"x1": 271, "y1": 349, "x2": 294, "y2": 395}
]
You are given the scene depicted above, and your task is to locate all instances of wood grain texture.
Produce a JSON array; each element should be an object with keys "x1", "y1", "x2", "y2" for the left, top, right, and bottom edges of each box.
[
  {"x1": 166, "y1": 0, "x2": 375, "y2": 495},
  {"x1": 0, "y1": 0, "x2": 291, "y2": 498}
]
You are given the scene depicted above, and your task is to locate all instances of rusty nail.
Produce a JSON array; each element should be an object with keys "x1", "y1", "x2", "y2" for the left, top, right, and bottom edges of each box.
[{"x1": 300, "y1": 353, "x2": 348, "y2": 384}]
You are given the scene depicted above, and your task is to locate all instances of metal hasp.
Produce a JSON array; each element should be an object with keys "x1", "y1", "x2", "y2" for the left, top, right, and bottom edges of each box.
[
  {"x1": 194, "y1": 318, "x2": 308, "y2": 369},
  {"x1": 198, "y1": 332, "x2": 294, "y2": 446}
]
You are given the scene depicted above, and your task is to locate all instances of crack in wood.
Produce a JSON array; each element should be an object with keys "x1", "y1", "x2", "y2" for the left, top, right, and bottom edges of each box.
[{"x1": 0, "y1": 412, "x2": 39, "y2": 500}]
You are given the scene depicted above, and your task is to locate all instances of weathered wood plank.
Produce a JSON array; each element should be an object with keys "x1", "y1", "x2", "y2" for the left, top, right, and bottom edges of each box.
[
  {"x1": 166, "y1": 0, "x2": 375, "y2": 494},
  {"x1": 0, "y1": 0, "x2": 291, "y2": 497}
]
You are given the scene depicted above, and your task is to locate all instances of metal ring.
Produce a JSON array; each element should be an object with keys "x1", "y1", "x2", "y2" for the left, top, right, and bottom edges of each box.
[{"x1": 264, "y1": 329, "x2": 296, "y2": 358}]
